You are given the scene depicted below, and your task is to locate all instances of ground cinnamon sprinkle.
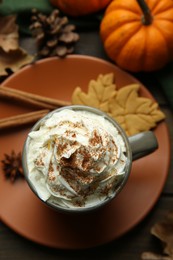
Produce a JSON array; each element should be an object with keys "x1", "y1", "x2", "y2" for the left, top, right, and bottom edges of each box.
[
  {"x1": 89, "y1": 130, "x2": 103, "y2": 146},
  {"x1": 48, "y1": 162, "x2": 56, "y2": 182}
]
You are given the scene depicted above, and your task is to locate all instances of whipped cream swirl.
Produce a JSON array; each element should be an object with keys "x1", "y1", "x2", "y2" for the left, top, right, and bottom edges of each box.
[{"x1": 27, "y1": 109, "x2": 127, "y2": 208}]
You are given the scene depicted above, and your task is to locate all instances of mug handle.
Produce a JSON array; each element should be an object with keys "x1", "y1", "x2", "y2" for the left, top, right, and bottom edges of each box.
[{"x1": 128, "y1": 131, "x2": 158, "y2": 161}]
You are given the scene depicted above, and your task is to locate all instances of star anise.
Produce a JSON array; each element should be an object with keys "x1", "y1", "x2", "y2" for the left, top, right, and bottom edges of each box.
[{"x1": 1, "y1": 150, "x2": 24, "y2": 182}]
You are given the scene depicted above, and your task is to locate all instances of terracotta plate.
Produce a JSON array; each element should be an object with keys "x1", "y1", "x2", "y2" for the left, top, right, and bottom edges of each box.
[{"x1": 0, "y1": 55, "x2": 170, "y2": 249}]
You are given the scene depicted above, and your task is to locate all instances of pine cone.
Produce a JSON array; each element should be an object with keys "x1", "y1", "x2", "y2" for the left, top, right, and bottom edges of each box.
[{"x1": 29, "y1": 9, "x2": 80, "y2": 58}]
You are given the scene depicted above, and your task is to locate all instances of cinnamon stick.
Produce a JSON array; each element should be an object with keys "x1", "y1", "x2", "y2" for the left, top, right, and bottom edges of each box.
[
  {"x1": 0, "y1": 88, "x2": 56, "y2": 110},
  {"x1": 0, "y1": 109, "x2": 49, "y2": 130},
  {"x1": 0, "y1": 86, "x2": 71, "y2": 108}
]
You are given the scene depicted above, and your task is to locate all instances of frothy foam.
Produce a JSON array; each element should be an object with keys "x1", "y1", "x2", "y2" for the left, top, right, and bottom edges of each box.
[{"x1": 27, "y1": 109, "x2": 128, "y2": 208}]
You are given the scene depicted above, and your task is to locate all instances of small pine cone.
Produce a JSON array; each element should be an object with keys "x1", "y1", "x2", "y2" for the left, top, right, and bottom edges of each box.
[{"x1": 29, "y1": 9, "x2": 80, "y2": 58}]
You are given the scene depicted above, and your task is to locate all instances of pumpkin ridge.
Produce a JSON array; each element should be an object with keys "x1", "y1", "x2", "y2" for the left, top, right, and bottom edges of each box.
[
  {"x1": 155, "y1": 17, "x2": 173, "y2": 23},
  {"x1": 152, "y1": 22, "x2": 171, "y2": 55},
  {"x1": 117, "y1": 25, "x2": 146, "y2": 62},
  {"x1": 148, "y1": 0, "x2": 160, "y2": 13},
  {"x1": 116, "y1": 27, "x2": 148, "y2": 72},
  {"x1": 105, "y1": 0, "x2": 141, "y2": 15},
  {"x1": 155, "y1": 7, "x2": 173, "y2": 14},
  {"x1": 154, "y1": 9, "x2": 173, "y2": 22},
  {"x1": 153, "y1": 24, "x2": 168, "y2": 41},
  {"x1": 107, "y1": 9, "x2": 140, "y2": 19},
  {"x1": 107, "y1": 7, "x2": 140, "y2": 15},
  {"x1": 100, "y1": 10, "x2": 140, "y2": 41},
  {"x1": 143, "y1": 26, "x2": 169, "y2": 71},
  {"x1": 107, "y1": 19, "x2": 141, "y2": 34},
  {"x1": 140, "y1": 28, "x2": 148, "y2": 71},
  {"x1": 112, "y1": 22, "x2": 142, "y2": 50},
  {"x1": 151, "y1": 1, "x2": 173, "y2": 15}
]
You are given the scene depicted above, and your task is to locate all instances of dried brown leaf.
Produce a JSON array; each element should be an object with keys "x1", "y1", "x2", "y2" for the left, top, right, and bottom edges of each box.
[
  {"x1": 0, "y1": 14, "x2": 34, "y2": 75},
  {"x1": 141, "y1": 212, "x2": 173, "y2": 260},
  {"x1": 141, "y1": 251, "x2": 172, "y2": 260},
  {"x1": 0, "y1": 15, "x2": 19, "y2": 52},
  {"x1": 151, "y1": 211, "x2": 173, "y2": 258},
  {"x1": 0, "y1": 47, "x2": 34, "y2": 76}
]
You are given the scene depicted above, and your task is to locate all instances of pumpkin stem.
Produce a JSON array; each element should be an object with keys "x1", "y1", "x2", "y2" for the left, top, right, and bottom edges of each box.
[{"x1": 136, "y1": 0, "x2": 153, "y2": 25}]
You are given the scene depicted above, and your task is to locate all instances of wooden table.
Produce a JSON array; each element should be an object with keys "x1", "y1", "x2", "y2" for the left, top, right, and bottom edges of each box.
[{"x1": 0, "y1": 30, "x2": 173, "y2": 260}]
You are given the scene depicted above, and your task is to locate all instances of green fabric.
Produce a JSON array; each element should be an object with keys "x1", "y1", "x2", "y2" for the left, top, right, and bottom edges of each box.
[
  {"x1": 0, "y1": 0, "x2": 54, "y2": 34},
  {"x1": 0, "y1": 0, "x2": 101, "y2": 34},
  {"x1": 0, "y1": 0, "x2": 53, "y2": 15}
]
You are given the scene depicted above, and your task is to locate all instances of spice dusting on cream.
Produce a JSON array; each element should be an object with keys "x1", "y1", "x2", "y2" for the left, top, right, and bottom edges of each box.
[{"x1": 27, "y1": 109, "x2": 128, "y2": 208}]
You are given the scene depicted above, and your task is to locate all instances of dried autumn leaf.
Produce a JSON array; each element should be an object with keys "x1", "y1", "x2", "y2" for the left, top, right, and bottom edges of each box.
[
  {"x1": 141, "y1": 211, "x2": 173, "y2": 260},
  {"x1": 72, "y1": 73, "x2": 117, "y2": 113},
  {"x1": 0, "y1": 48, "x2": 34, "y2": 76},
  {"x1": 0, "y1": 14, "x2": 34, "y2": 76},
  {"x1": 0, "y1": 15, "x2": 19, "y2": 52},
  {"x1": 151, "y1": 211, "x2": 173, "y2": 258},
  {"x1": 141, "y1": 251, "x2": 171, "y2": 260},
  {"x1": 72, "y1": 73, "x2": 165, "y2": 136}
]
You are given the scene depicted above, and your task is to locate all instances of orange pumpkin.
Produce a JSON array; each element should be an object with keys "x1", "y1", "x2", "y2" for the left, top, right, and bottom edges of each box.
[
  {"x1": 100, "y1": 0, "x2": 173, "y2": 72},
  {"x1": 50, "y1": 0, "x2": 112, "y2": 17}
]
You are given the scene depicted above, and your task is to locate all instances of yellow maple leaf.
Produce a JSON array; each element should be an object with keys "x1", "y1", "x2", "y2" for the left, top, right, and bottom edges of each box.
[
  {"x1": 109, "y1": 84, "x2": 165, "y2": 136},
  {"x1": 72, "y1": 73, "x2": 165, "y2": 136},
  {"x1": 72, "y1": 73, "x2": 116, "y2": 113}
]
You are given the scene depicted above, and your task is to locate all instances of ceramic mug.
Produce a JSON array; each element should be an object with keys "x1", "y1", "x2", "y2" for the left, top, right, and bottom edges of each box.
[{"x1": 22, "y1": 105, "x2": 158, "y2": 213}]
